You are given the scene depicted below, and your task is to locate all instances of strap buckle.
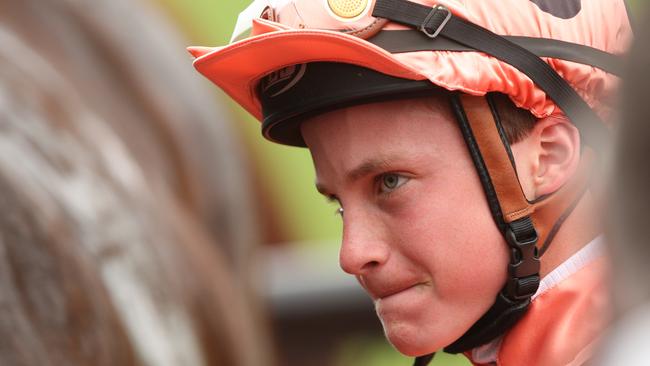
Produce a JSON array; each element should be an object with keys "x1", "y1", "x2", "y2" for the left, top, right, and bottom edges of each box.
[
  {"x1": 505, "y1": 275, "x2": 540, "y2": 301},
  {"x1": 505, "y1": 227, "x2": 540, "y2": 278},
  {"x1": 503, "y1": 220, "x2": 541, "y2": 300},
  {"x1": 419, "y1": 5, "x2": 452, "y2": 38}
]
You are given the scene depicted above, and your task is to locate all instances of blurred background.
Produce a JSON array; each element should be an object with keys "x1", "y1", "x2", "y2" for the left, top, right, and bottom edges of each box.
[{"x1": 0, "y1": 1, "x2": 644, "y2": 366}]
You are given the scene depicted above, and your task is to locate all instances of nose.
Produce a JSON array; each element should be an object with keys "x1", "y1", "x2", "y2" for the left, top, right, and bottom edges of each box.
[{"x1": 338, "y1": 209, "x2": 390, "y2": 275}]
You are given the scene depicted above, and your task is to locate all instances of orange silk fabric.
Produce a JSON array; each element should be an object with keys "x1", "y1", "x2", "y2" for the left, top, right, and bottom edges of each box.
[{"x1": 468, "y1": 257, "x2": 609, "y2": 366}]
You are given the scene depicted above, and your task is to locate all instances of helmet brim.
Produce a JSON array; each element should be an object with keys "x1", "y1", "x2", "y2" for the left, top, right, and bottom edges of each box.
[{"x1": 191, "y1": 29, "x2": 427, "y2": 130}]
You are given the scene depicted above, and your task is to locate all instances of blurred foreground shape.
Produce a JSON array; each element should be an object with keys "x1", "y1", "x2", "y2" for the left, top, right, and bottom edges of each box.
[{"x1": 0, "y1": 0, "x2": 271, "y2": 365}]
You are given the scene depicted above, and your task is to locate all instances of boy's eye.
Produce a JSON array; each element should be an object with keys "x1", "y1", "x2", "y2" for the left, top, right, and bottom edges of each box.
[{"x1": 379, "y1": 173, "x2": 409, "y2": 193}]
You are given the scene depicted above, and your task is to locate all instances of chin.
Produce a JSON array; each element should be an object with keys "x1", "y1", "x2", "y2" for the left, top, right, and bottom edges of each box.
[{"x1": 382, "y1": 320, "x2": 449, "y2": 357}]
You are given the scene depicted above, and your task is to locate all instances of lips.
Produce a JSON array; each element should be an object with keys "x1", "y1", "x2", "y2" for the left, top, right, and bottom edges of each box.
[{"x1": 361, "y1": 277, "x2": 425, "y2": 300}]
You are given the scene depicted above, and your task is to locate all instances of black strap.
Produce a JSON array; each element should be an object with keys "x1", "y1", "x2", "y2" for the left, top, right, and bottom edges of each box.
[
  {"x1": 372, "y1": 0, "x2": 608, "y2": 150},
  {"x1": 444, "y1": 292, "x2": 531, "y2": 353},
  {"x1": 486, "y1": 94, "x2": 518, "y2": 172},
  {"x1": 450, "y1": 93, "x2": 508, "y2": 233},
  {"x1": 504, "y1": 217, "x2": 540, "y2": 301},
  {"x1": 451, "y1": 214, "x2": 541, "y2": 353},
  {"x1": 539, "y1": 180, "x2": 590, "y2": 256},
  {"x1": 413, "y1": 353, "x2": 435, "y2": 366},
  {"x1": 368, "y1": 31, "x2": 624, "y2": 76}
]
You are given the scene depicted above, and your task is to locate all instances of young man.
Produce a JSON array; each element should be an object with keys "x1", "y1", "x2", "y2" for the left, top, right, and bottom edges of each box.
[{"x1": 189, "y1": 0, "x2": 632, "y2": 364}]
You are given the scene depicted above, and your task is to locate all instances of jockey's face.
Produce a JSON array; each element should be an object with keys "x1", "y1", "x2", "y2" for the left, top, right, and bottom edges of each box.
[{"x1": 301, "y1": 96, "x2": 510, "y2": 356}]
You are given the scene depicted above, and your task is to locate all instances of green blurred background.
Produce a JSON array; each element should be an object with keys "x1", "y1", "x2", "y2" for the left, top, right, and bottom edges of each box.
[
  {"x1": 155, "y1": 0, "x2": 352, "y2": 245},
  {"x1": 149, "y1": 1, "x2": 644, "y2": 365}
]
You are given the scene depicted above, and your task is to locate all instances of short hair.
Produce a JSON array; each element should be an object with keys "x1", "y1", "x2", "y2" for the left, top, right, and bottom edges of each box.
[{"x1": 491, "y1": 93, "x2": 538, "y2": 144}]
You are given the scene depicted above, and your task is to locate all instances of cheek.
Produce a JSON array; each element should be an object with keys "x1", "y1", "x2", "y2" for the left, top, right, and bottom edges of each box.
[
  {"x1": 396, "y1": 176, "x2": 509, "y2": 285},
  {"x1": 382, "y1": 174, "x2": 510, "y2": 351},
  {"x1": 421, "y1": 179, "x2": 507, "y2": 291}
]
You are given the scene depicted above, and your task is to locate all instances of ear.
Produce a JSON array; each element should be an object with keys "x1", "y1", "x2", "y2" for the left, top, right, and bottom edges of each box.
[{"x1": 511, "y1": 116, "x2": 581, "y2": 200}]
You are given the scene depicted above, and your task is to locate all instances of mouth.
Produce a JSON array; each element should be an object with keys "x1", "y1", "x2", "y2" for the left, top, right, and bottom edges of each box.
[{"x1": 367, "y1": 282, "x2": 427, "y2": 301}]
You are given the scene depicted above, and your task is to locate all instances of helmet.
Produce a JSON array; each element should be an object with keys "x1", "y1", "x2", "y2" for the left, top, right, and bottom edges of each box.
[{"x1": 189, "y1": 0, "x2": 632, "y2": 363}]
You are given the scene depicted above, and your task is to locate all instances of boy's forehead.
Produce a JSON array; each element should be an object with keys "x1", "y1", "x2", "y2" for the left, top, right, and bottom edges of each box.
[
  {"x1": 300, "y1": 95, "x2": 452, "y2": 150},
  {"x1": 301, "y1": 96, "x2": 459, "y2": 183}
]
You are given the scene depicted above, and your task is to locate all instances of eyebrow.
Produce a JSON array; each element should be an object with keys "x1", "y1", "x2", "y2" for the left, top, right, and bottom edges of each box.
[
  {"x1": 315, "y1": 157, "x2": 394, "y2": 196},
  {"x1": 347, "y1": 158, "x2": 392, "y2": 183}
]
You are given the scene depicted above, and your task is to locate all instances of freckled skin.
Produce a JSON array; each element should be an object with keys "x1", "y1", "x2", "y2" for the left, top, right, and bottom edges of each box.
[{"x1": 301, "y1": 96, "x2": 510, "y2": 356}]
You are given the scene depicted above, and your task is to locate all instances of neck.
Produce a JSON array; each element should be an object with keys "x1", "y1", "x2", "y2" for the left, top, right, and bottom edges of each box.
[{"x1": 539, "y1": 189, "x2": 600, "y2": 278}]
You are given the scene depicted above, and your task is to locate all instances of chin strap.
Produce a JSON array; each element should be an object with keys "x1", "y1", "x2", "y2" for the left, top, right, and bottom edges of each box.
[
  {"x1": 443, "y1": 94, "x2": 542, "y2": 354},
  {"x1": 446, "y1": 94, "x2": 599, "y2": 354},
  {"x1": 413, "y1": 354, "x2": 435, "y2": 366}
]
